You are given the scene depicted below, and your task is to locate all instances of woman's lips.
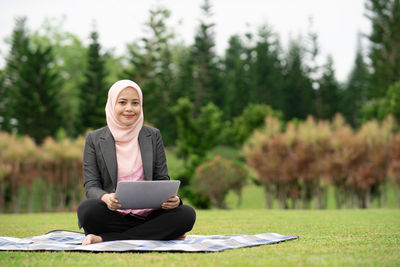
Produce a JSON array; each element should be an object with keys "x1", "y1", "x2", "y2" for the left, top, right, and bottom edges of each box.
[{"x1": 123, "y1": 114, "x2": 134, "y2": 118}]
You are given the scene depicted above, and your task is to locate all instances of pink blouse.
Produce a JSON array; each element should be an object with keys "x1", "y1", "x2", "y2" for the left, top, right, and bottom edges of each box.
[{"x1": 116, "y1": 166, "x2": 153, "y2": 218}]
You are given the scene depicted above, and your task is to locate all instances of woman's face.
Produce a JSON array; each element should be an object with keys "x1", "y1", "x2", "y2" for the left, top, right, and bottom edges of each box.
[{"x1": 114, "y1": 87, "x2": 141, "y2": 126}]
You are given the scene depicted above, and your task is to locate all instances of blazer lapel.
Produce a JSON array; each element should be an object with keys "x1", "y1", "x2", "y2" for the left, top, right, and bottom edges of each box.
[
  {"x1": 99, "y1": 127, "x2": 118, "y2": 189},
  {"x1": 139, "y1": 127, "x2": 153, "y2": 180}
]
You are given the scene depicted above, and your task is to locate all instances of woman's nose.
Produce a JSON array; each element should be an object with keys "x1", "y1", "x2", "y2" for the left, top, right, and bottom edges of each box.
[{"x1": 125, "y1": 104, "x2": 134, "y2": 111}]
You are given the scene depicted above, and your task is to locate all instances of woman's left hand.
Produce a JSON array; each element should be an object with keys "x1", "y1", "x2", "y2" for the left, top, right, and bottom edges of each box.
[{"x1": 162, "y1": 196, "x2": 180, "y2": 210}]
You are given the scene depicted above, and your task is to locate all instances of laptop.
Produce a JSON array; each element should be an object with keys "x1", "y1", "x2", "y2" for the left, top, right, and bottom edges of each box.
[{"x1": 115, "y1": 180, "x2": 180, "y2": 209}]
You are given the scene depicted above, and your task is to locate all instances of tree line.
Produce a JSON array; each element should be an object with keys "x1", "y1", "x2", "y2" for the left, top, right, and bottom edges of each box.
[
  {"x1": 244, "y1": 114, "x2": 400, "y2": 209},
  {"x1": 1, "y1": 0, "x2": 399, "y2": 145},
  {"x1": 2, "y1": 113, "x2": 400, "y2": 212}
]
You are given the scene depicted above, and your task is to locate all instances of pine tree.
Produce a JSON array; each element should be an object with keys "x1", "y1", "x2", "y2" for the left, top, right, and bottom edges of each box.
[
  {"x1": 191, "y1": 0, "x2": 221, "y2": 108},
  {"x1": 31, "y1": 19, "x2": 87, "y2": 137},
  {"x1": 2, "y1": 17, "x2": 30, "y2": 133},
  {"x1": 222, "y1": 34, "x2": 248, "y2": 118},
  {"x1": 3, "y1": 17, "x2": 62, "y2": 142},
  {"x1": 124, "y1": 6, "x2": 176, "y2": 144},
  {"x1": 317, "y1": 56, "x2": 342, "y2": 119},
  {"x1": 173, "y1": 99, "x2": 223, "y2": 161},
  {"x1": 304, "y1": 19, "x2": 323, "y2": 118},
  {"x1": 252, "y1": 26, "x2": 284, "y2": 111},
  {"x1": 282, "y1": 41, "x2": 315, "y2": 120},
  {"x1": 78, "y1": 30, "x2": 108, "y2": 132},
  {"x1": 13, "y1": 44, "x2": 62, "y2": 142},
  {"x1": 175, "y1": 45, "x2": 195, "y2": 102},
  {"x1": 344, "y1": 41, "x2": 370, "y2": 126},
  {"x1": 365, "y1": 0, "x2": 400, "y2": 97}
]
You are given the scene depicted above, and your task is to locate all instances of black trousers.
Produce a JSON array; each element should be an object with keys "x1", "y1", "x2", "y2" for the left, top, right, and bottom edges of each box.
[{"x1": 77, "y1": 199, "x2": 196, "y2": 241}]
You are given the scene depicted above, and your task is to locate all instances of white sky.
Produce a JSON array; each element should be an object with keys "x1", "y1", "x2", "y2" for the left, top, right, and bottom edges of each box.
[{"x1": 0, "y1": 0, "x2": 370, "y2": 82}]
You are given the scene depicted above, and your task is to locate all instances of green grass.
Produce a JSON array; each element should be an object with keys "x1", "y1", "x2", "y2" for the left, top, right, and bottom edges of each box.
[{"x1": 1, "y1": 209, "x2": 399, "y2": 266}]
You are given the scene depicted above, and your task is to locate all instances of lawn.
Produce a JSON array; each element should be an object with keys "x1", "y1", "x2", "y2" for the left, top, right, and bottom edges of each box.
[{"x1": 1, "y1": 209, "x2": 399, "y2": 266}]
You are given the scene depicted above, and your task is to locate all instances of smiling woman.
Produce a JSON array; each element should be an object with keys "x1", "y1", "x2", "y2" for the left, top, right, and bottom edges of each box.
[{"x1": 77, "y1": 80, "x2": 196, "y2": 245}]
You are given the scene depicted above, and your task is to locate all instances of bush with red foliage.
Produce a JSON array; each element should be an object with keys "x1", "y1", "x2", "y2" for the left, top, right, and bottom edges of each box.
[{"x1": 193, "y1": 156, "x2": 247, "y2": 208}]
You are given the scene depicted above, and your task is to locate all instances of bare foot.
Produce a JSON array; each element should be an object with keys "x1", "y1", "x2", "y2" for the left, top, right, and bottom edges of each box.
[
  {"x1": 82, "y1": 234, "x2": 103, "y2": 245},
  {"x1": 174, "y1": 234, "x2": 186, "y2": 241}
]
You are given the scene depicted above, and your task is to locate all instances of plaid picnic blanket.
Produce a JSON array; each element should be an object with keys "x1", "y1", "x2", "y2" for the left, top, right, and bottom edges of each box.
[{"x1": 0, "y1": 230, "x2": 298, "y2": 252}]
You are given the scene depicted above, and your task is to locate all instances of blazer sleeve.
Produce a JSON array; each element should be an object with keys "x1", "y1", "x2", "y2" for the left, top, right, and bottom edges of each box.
[
  {"x1": 83, "y1": 133, "x2": 108, "y2": 199},
  {"x1": 153, "y1": 129, "x2": 170, "y2": 181}
]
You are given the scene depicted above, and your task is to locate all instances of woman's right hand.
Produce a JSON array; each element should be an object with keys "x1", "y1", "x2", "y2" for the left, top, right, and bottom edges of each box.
[{"x1": 101, "y1": 193, "x2": 121, "y2": 211}]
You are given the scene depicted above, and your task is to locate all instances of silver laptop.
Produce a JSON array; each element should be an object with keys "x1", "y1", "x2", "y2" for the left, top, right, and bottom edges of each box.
[{"x1": 115, "y1": 180, "x2": 180, "y2": 209}]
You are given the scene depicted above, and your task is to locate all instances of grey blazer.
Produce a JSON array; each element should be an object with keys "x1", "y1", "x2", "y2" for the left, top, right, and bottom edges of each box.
[{"x1": 83, "y1": 125, "x2": 170, "y2": 200}]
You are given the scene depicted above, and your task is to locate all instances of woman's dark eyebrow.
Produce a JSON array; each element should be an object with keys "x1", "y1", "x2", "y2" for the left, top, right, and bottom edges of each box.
[{"x1": 117, "y1": 97, "x2": 139, "y2": 101}]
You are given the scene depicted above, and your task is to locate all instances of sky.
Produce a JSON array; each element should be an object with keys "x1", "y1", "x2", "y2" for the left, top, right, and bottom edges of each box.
[{"x1": 0, "y1": 0, "x2": 370, "y2": 82}]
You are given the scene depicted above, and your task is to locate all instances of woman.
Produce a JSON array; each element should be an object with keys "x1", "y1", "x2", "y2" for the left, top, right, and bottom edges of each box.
[{"x1": 77, "y1": 80, "x2": 196, "y2": 245}]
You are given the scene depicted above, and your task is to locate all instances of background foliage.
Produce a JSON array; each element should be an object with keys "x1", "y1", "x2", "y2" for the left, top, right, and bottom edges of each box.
[{"x1": 0, "y1": 0, "x2": 400, "y2": 211}]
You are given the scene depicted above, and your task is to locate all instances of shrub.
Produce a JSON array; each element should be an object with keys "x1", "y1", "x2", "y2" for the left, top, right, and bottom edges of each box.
[
  {"x1": 193, "y1": 156, "x2": 247, "y2": 208},
  {"x1": 0, "y1": 131, "x2": 84, "y2": 212},
  {"x1": 244, "y1": 114, "x2": 397, "y2": 209}
]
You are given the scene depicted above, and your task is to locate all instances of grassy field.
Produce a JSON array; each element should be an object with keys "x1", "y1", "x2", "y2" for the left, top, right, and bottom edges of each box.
[{"x1": 0, "y1": 209, "x2": 399, "y2": 266}]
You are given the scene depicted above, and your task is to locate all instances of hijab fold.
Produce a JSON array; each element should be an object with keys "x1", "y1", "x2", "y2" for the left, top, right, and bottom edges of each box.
[{"x1": 105, "y1": 80, "x2": 144, "y2": 178}]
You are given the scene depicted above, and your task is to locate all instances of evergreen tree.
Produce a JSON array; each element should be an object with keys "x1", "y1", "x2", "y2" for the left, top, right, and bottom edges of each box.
[
  {"x1": 222, "y1": 35, "x2": 247, "y2": 118},
  {"x1": 174, "y1": 44, "x2": 195, "y2": 102},
  {"x1": 317, "y1": 55, "x2": 342, "y2": 119},
  {"x1": 304, "y1": 19, "x2": 323, "y2": 118},
  {"x1": 191, "y1": 0, "x2": 221, "y2": 108},
  {"x1": 282, "y1": 41, "x2": 315, "y2": 120},
  {"x1": 2, "y1": 17, "x2": 62, "y2": 142},
  {"x1": 2, "y1": 17, "x2": 30, "y2": 133},
  {"x1": 78, "y1": 30, "x2": 108, "y2": 132},
  {"x1": 171, "y1": 98, "x2": 198, "y2": 164},
  {"x1": 252, "y1": 26, "x2": 284, "y2": 111},
  {"x1": 14, "y1": 44, "x2": 62, "y2": 142},
  {"x1": 365, "y1": 0, "x2": 400, "y2": 98},
  {"x1": 242, "y1": 32, "x2": 257, "y2": 103},
  {"x1": 172, "y1": 97, "x2": 223, "y2": 163},
  {"x1": 31, "y1": 18, "x2": 87, "y2": 137},
  {"x1": 124, "y1": 6, "x2": 176, "y2": 144},
  {"x1": 343, "y1": 41, "x2": 370, "y2": 126}
]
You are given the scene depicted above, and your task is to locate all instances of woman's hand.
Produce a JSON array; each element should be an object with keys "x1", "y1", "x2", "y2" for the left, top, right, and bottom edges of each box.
[
  {"x1": 101, "y1": 193, "x2": 121, "y2": 211},
  {"x1": 162, "y1": 196, "x2": 180, "y2": 210}
]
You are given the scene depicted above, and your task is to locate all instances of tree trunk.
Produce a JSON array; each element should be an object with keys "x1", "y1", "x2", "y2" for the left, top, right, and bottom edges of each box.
[
  {"x1": 236, "y1": 190, "x2": 242, "y2": 209},
  {"x1": 264, "y1": 185, "x2": 273, "y2": 209},
  {"x1": 316, "y1": 186, "x2": 327, "y2": 209},
  {"x1": 334, "y1": 187, "x2": 342, "y2": 209},
  {"x1": 361, "y1": 190, "x2": 371, "y2": 209}
]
